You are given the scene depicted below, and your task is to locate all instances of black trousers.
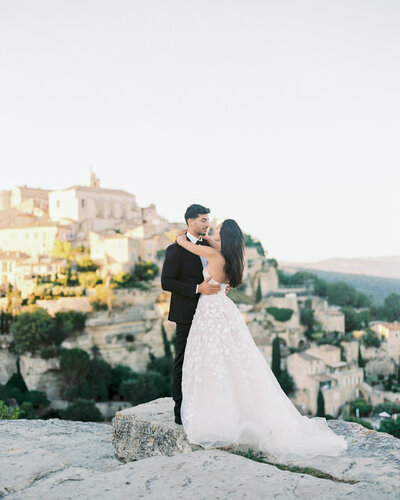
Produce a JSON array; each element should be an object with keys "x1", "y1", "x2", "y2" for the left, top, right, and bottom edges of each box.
[{"x1": 172, "y1": 322, "x2": 191, "y2": 418}]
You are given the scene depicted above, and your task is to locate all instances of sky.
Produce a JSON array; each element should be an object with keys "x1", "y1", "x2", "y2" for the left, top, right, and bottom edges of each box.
[{"x1": 0, "y1": 0, "x2": 399, "y2": 262}]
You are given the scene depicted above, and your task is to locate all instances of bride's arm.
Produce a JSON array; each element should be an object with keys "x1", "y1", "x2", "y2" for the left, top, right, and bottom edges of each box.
[
  {"x1": 176, "y1": 234, "x2": 219, "y2": 259},
  {"x1": 202, "y1": 235, "x2": 221, "y2": 250}
]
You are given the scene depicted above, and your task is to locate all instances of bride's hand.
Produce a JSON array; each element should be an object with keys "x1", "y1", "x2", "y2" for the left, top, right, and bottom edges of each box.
[
  {"x1": 225, "y1": 284, "x2": 231, "y2": 295},
  {"x1": 175, "y1": 229, "x2": 187, "y2": 242}
]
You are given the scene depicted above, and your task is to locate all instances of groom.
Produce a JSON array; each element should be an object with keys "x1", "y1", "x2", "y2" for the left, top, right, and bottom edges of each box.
[{"x1": 161, "y1": 204, "x2": 222, "y2": 425}]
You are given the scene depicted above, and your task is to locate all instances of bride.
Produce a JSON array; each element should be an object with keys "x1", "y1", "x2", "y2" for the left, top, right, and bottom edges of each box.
[{"x1": 176, "y1": 219, "x2": 348, "y2": 461}]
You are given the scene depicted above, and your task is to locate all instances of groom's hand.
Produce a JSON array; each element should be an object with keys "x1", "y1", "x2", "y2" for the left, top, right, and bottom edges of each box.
[{"x1": 198, "y1": 276, "x2": 220, "y2": 295}]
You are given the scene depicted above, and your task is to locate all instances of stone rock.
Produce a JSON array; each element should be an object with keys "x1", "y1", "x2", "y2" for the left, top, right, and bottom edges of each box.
[
  {"x1": 0, "y1": 350, "x2": 17, "y2": 385},
  {"x1": 19, "y1": 354, "x2": 64, "y2": 400},
  {"x1": 1, "y1": 402, "x2": 400, "y2": 499},
  {"x1": 112, "y1": 398, "x2": 202, "y2": 461},
  {"x1": 112, "y1": 397, "x2": 400, "y2": 499}
]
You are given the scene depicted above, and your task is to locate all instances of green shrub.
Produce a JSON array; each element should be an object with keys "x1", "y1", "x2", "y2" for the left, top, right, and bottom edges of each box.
[
  {"x1": 60, "y1": 398, "x2": 103, "y2": 422},
  {"x1": 78, "y1": 272, "x2": 102, "y2": 289},
  {"x1": 373, "y1": 402, "x2": 400, "y2": 416},
  {"x1": 60, "y1": 348, "x2": 90, "y2": 386},
  {"x1": 132, "y1": 261, "x2": 159, "y2": 281},
  {"x1": 18, "y1": 401, "x2": 36, "y2": 419},
  {"x1": 110, "y1": 365, "x2": 137, "y2": 395},
  {"x1": 379, "y1": 419, "x2": 400, "y2": 438},
  {"x1": 77, "y1": 257, "x2": 99, "y2": 273},
  {"x1": 266, "y1": 307, "x2": 294, "y2": 322},
  {"x1": 79, "y1": 358, "x2": 112, "y2": 402},
  {"x1": 19, "y1": 390, "x2": 50, "y2": 408},
  {"x1": 351, "y1": 398, "x2": 373, "y2": 417},
  {"x1": 119, "y1": 371, "x2": 167, "y2": 405},
  {"x1": 89, "y1": 285, "x2": 114, "y2": 310},
  {"x1": 0, "y1": 400, "x2": 20, "y2": 420}
]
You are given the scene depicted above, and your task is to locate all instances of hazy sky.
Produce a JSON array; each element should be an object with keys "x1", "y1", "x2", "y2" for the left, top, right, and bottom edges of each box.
[{"x1": 0, "y1": 1, "x2": 399, "y2": 262}]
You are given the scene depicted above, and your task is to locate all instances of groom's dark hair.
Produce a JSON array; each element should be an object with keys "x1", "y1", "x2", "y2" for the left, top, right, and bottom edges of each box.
[{"x1": 184, "y1": 204, "x2": 210, "y2": 224}]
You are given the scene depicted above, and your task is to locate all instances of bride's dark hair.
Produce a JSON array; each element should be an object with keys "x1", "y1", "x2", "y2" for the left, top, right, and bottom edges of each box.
[{"x1": 220, "y1": 219, "x2": 245, "y2": 288}]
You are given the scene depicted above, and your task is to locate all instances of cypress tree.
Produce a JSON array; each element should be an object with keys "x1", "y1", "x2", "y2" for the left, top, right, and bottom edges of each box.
[
  {"x1": 271, "y1": 335, "x2": 281, "y2": 379},
  {"x1": 317, "y1": 388, "x2": 326, "y2": 417},
  {"x1": 0, "y1": 311, "x2": 4, "y2": 334},
  {"x1": 357, "y1": 342, "x2": 365, "y2": 368},
  {"x1": 255, "y1": 278, "x2": 262, "y2": 303}
]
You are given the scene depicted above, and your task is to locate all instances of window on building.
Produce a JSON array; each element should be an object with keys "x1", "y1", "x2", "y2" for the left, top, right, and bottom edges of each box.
[
  {"x1": 81, "y1": 199, "x2": 85, "y2": 208},
  {"x1": 56, "y1": 200, "x2": 60, "y2": 208}
]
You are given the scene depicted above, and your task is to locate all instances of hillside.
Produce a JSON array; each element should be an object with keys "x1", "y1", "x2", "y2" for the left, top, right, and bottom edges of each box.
[
  {"x1": 280, "y1": 266, "x2": 400, "y2": 305},
  {"x1": 281, "y1": 255, "x2": 400, "y2": 280}
]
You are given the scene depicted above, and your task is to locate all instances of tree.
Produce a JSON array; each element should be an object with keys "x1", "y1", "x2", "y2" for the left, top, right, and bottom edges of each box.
[
  {"x1": 327, "y1": 281, "x2": 371, "y2": 308},
  {"x1": 357, "y1": 342, "x2": 365, "y2": 368},
  {"x1": 341, "y1": 307, "x2": 363, "y2": 333},
  {"x1": 271, "y1": 335, "x2": 281, "y2": 379},
  {"x1": 278, "y1": 370, "x2": 295, "y2": 395},
  {"x1": 316, "y1": 388, "x2": 325, "y2": 417},
  {"x1": 300, "y1": 300, "x2": 315, "y2": 339},
  {"x1": 383, "y1": 293, "x2": 400, "y2": 322},
  {"x1": 10, "y1": 309, "x2": 56, "y2": 354},
  {"x1": 255, "y1": 279, "x2": 262, "y2": 303}
]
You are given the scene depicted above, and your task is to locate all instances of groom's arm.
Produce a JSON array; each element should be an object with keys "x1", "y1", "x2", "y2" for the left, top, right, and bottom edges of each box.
[{"x1": 161, "y1": 244, "x2": 198, "y2": 298}]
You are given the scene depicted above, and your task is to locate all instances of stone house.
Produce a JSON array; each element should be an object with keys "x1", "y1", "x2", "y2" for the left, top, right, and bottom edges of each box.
[
  {"x1": 370, "y1": 322, "x2": 400, "y2": 363},
  {"x1": 287, "y1": 345, "x2": 364, "y2": 416}
]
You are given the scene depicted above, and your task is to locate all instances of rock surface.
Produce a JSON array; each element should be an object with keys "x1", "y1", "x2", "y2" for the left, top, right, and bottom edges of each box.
[{"x1": 1, "y1": 397, "x2": 399, "y2": 499}]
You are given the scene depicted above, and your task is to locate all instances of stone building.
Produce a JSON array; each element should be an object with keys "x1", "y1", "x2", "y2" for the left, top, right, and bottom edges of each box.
[
  {"x1": 370, "y1": 322, "x2": 400, "y2": 363},
  {"x1": 89, "y1": 231, "x2": 139, "y2": 275},
  {"x1": 0, "y1": 185, "x2": 50, "y2": 212},
  {"x1": 287, "y1": 345, "x2": 364, "y2": 416},
  {"x1": 0, "y1": 223, "x2": 73, "y2": 257}
]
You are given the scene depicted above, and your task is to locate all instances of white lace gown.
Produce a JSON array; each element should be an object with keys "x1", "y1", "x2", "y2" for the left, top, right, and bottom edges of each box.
[{"x1": 181, "y1": 268, "x2": 348, "y2": 461}]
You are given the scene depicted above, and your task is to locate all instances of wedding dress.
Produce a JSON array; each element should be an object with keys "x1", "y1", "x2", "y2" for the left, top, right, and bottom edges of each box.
[{"x1": 181, "y1": 268, "x2": 348, "y2": 461}]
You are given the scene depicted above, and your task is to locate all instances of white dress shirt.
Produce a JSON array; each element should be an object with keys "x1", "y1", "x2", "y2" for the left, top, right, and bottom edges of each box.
[{"x1": 186, "y1": 231, "x2": 208, "y2": 294}]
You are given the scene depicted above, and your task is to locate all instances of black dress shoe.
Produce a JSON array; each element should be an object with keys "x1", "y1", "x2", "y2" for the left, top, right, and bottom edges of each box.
[{"x1": 175, "y1": 415, "x2": 182, "y2": 425}]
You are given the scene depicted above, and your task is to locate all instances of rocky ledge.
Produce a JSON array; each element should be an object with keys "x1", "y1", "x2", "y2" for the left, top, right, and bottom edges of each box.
[{"x1": 1, "y1": 397, "x2": 399, "y2": 499}]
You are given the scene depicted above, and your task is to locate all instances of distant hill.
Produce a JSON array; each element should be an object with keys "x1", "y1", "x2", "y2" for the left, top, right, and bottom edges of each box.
[
  {"x1": 280, "y1": 265, "x2": 400, "y2": 305},
  {"x1": 280, "y1": 255, "x2": 400, "y2": 280}
]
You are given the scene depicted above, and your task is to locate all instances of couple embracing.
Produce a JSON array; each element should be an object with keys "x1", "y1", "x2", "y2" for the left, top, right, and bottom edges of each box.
[{"x1": 161, "y1": 204, "x2": 347, "y2": 460}]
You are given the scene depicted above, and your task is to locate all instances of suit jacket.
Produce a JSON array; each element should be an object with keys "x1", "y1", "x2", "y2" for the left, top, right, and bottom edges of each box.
[{"x1": 161, "y1": 237, "x2": 210, "y2": 324}]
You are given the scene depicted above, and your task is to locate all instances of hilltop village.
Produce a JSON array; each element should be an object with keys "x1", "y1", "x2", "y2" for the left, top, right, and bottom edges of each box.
[{"x1": 0, "y1": 172, "x2": 399, "y2": 435}]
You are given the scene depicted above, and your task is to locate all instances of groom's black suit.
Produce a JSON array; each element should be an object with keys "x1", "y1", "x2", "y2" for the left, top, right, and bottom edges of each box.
[{"x1": 161, "y1": 236, "x2": 210, "y2": 418}]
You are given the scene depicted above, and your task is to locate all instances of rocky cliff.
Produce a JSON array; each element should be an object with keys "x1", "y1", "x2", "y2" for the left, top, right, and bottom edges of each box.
[{"x1": 1, "y1": 397, "x2": 399, "y2": 499}]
